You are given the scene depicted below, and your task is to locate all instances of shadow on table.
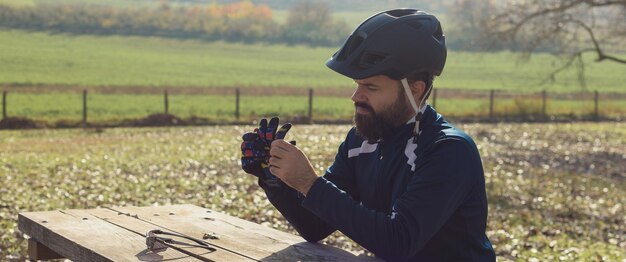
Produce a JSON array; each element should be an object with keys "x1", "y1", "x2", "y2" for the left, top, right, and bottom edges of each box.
[
  {"x1": 260, "y1": 242, "x2": 382, "y2": 262},
  {"x1": 135, "y1": 244, "x2": 214, "y2": 262}
]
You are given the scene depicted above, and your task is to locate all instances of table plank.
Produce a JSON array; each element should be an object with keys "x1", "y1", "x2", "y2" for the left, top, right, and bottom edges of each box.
[
  {"x1": 19, "y1": 205, "x2": 382, "y2": 261},
  {"x1": 18, "y1": 209, "x2": 200, "y2": 261},
  {"x1": 109, "y1": 204, "x2": 381, "y2": 261},
  {"x1": 83, "y1": 207, "x2": 251, "y2": 261}
]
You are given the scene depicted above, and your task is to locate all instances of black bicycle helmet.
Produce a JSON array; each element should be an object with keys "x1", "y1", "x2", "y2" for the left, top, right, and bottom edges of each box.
[{"x1": 326, "y1": 9, "x2": 446, "y2": 80}]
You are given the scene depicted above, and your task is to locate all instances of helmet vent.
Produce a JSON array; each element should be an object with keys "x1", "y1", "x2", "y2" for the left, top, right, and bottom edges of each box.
[
  {"x1": 337, "y1": 34, "x2": 364, "y2": 61},
  {"x1": 358, "y1": 52, "x2": 387, "y2": 68},
  {"x1": 386, "y1": 9, "x2": 416, "y2": 18},
  {"x1": 433, "y1": 23, "x2": 444, "y2": 42}
]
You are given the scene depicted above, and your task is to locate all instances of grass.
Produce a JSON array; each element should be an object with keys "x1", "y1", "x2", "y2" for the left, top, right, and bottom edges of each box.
[
  {"x1": 1, "y1": 29, "x2": 626, "y2": 92},
  {"x1": 7, "y1": 92, "x2": 626, "y2": 126},
  {"x1": 0, "y1": 0, "x2": 35, "y2": 6},
  {"x1": 436, "y1": 98, "x2": 626, "y2": 119},
  {"x1": 0, "y1": 30, "x2": 346, "y2": 88},
  {"x1": 0, "y1": 29, "x2": 623, "y2": 124},
  {"x1": 0, "y1": 123, "x2": 624, "y2": 260},
  {"x1": 3, "y1": 92, "x2": 624, "y2": 126},
  {"x1": 1, "y1": 92, "x2": 354, "y2": 124}
]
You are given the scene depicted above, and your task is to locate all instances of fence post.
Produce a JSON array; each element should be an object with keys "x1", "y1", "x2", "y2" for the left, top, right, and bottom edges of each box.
[
  {"x1": 489, "y1": 89, "x2": 495, "y2": 120},
  {"x1": 432, "y1": 88, "x2": 438, "y2": 109},
  {"x1": 594, "y1": 90, "x2": 599, "y2": 121},
  {"x1": 235, "y1": 88, "x2": 240, "y2": 121},
  {"x1": 164, "y1": 89, "x2": 169, "y2": 114},
  {"x1": 542, "y1": 90, "x2": 547, "y2": 119},
  {"x1": 2, "y1": 91, "x2": 6, "y2": 119},
  {"x1": 82, "y1": 89, "x2": 87, "y2": 125},
  {"x1": 308, "y1": 88, "x2": 313, "y2": 123}
]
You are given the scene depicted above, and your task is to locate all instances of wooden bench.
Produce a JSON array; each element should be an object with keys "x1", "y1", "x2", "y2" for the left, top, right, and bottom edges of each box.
[{"x1": 18, "y1": 204, "x2": 380, "y2": 261}]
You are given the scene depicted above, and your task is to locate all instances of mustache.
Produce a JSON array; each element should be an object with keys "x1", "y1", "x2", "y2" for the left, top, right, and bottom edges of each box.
[{"x1": 354, "y1": 102, "x2": 374, "y2": 112}]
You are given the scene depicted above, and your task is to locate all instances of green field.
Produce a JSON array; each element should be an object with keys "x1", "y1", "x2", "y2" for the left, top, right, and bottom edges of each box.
[
  {"x1": 0, "y1": 30, "x2": 348, "y2": 88},
  {"x1": 1, "y1": 29, "x2": 624, "y2": 125},
  {"x1": 2, "y1": 29, "x2": 625, "y2": 91},
  {"x1": 2, "y1": 92, "x2": 624, "y2": 126},
  {"x1": 1, "y1": 123, "x2": 624, "y2": 260},
  {"x1": 1, "y1": 92, "x2": 354, "y2": 123}
]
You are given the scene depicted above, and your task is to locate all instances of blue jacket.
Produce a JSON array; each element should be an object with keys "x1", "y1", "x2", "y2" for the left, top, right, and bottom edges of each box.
[{"x1": 260, "y1": 106, "x2": 495, "y2": 261}]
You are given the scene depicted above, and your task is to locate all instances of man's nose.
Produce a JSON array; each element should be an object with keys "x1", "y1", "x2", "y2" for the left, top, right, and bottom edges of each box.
[{"x1": 351, "y1": 86, "x2": 367, "y2": 103}]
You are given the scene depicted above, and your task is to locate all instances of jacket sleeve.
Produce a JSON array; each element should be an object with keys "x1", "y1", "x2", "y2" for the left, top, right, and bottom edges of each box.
[
  {"x1": 259, "y1": 180, "x2": 333, "y2": 242},
  {"x1": 301, "y1": 137, "x2": 482, "y2": 260},
  {"x1": 259, "y1": 134, "x2": 357, "y2": 242}
]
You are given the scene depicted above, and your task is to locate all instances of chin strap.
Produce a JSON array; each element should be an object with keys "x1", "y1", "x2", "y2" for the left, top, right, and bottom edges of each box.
[{"x1": 401, "y1": 78, "x2": 431, "y2": 143}]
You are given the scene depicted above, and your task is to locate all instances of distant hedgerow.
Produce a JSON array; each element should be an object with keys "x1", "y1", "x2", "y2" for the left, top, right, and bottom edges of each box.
[{"x1": 0, "y1": 0, "x2": 349, "y2": 46}]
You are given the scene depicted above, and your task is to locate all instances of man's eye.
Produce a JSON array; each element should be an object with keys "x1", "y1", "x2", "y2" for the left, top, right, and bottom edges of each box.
[
  {"x1": 356, "y1": 84, "x2": 376, "y2": 91},
  {"x1": 366, "y1": 85, "x2": 376, "y2": 90}
]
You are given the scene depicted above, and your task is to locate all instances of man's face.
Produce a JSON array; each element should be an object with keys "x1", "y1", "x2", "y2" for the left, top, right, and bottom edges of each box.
[{"x1": 351, "y1": 75, "x2": 413, "y2": 142}]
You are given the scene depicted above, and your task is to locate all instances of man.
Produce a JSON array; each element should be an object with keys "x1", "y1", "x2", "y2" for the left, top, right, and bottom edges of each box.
[{"x1": 241, "y1": 9, "x2": 495, "y2": 261}]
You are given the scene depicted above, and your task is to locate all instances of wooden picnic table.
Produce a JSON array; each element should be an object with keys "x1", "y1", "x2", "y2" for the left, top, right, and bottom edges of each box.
[{"x1": 18, "y1": 204, "x2": 381, "y2": 261}]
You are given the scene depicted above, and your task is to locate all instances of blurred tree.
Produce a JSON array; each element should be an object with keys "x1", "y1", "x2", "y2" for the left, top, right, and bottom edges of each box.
[
  {"x1": 282, "y1": 0, "x2": 349, "y2": 46},
  {"x1": 445, "y1": 0, "x2": 498, "y2": 51},
  {"x1": 483, "y1": 0, "x2": 626, "y2": 86},
  {"x1": 0, "y1": 1, "x2": 280, "y2": 43}
]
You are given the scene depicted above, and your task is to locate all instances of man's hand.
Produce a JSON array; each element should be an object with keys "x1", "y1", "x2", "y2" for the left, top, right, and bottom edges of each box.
[
  {"x1": 269, "y1": 140, "x2": 319, "y2": 195},
  {"x1": 240, "y1": 117, "x2": 293, "y2": 187}
]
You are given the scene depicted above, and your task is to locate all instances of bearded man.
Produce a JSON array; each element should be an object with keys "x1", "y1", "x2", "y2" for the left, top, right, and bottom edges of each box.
[{"x1": 240, "y1": 9, "x2": 496, "y2": 261}]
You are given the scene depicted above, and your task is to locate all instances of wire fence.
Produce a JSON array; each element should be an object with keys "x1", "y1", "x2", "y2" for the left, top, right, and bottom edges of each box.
[{"x1": 1, "y1": 87, "x2": 624, "y2": 128}]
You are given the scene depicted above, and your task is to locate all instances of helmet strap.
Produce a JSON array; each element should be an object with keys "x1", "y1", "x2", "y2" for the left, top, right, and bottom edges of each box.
[{"x1": 401, "y1": 78, "x2": 430, "y2": 143}]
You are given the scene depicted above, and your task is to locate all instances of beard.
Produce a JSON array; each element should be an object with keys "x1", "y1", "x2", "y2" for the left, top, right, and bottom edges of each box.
[{"x1": 353, "y1": 94, "x2": 412, "y2": 143}]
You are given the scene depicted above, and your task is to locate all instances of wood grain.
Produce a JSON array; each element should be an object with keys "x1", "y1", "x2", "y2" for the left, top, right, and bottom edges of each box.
[
  {"x1": 108, "y1": 204, "x2": 381, "y2": 261},
  {"x1": 18, "y1": 205, "x2": 381, "y2": 261}
]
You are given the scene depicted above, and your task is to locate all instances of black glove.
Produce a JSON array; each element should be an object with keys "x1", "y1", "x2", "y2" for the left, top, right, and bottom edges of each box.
[
  {"x1": 240, "y1": 117, "x2": 292, "y2": 187},
  {"x1": 257, "y1": 117, "x2": 292, "y2": 146},
  {"x1": 240, "y1": 132, "x2": 269, "y2": 176}
]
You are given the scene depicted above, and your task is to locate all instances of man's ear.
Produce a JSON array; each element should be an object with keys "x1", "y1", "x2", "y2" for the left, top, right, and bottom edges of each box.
[{"x1": 410, "y1": 80, "x2": 426, "y2": 101}]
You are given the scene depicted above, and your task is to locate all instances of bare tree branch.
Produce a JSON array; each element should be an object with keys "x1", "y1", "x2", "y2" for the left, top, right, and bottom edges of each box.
[
  {"x1": 508, "y1": 0, "x2": 584, "y2": 37},
  {"x1": 564, "y1": 18, "x2": 626, "y2": 63},
  {"x1": 477, "y1": 0, "x2": 626, "y2": 88},
  {"x1": 582, "y1": 0, "x2": 626, "y2": 7},
  {"x1": 538, "y1": 49, "x2": 590, "y2": 86}
]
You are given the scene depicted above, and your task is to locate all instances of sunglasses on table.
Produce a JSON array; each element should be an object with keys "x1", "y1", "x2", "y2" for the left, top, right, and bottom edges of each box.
[{"x1": 145, "y1": 229, "x2": 216, "y2": 252}]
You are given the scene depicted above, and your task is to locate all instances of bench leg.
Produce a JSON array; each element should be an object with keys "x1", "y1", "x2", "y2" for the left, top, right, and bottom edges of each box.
[{"x1": 28, "y1": 238, "x2": 64, "y2": 261}]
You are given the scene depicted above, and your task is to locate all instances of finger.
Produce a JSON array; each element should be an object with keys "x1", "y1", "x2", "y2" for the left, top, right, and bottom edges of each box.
[
  {"x1": 254, "y1": 140, "x2": 269, "y2": 151},
  {"x1": 241, "y1": 145, "x2": 254, "y2": 156},
  {"x1": 268, "y1": 156, "x2": 280, "y2": 166},
  {"x1": 242, "y1": 132, "x2": 258, "y2": 141},
  {"x1": 269, "y1": 146, "x2": 288, "y2": 160},
  {"x1": 269, "y1": 166, "x2": 284, "y2": 178},
  {"x1": 259, "y1": 118, "x2": 268, "y2": 130},
  {"x1": 275, "y1": 123, "x2": 292, "y2": 140},
  {"x1": 270, "y1": 140, "x2": 293, "y2": 154},
  {"x1": 268, "y1": 150, "x2": 290, "y2": 166},
  {"x1": 267, "y1": 117, "x2": 279, "y2": 140},
  {"x1": 241, "y1": 140, "x2": 259, "y2": 153},
  {"x1": 258, "y1": 118, "x2": 268, "y2": 141},
  {"x1": 269, "y1": 147, "x2": 291, "y2": 162}
]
